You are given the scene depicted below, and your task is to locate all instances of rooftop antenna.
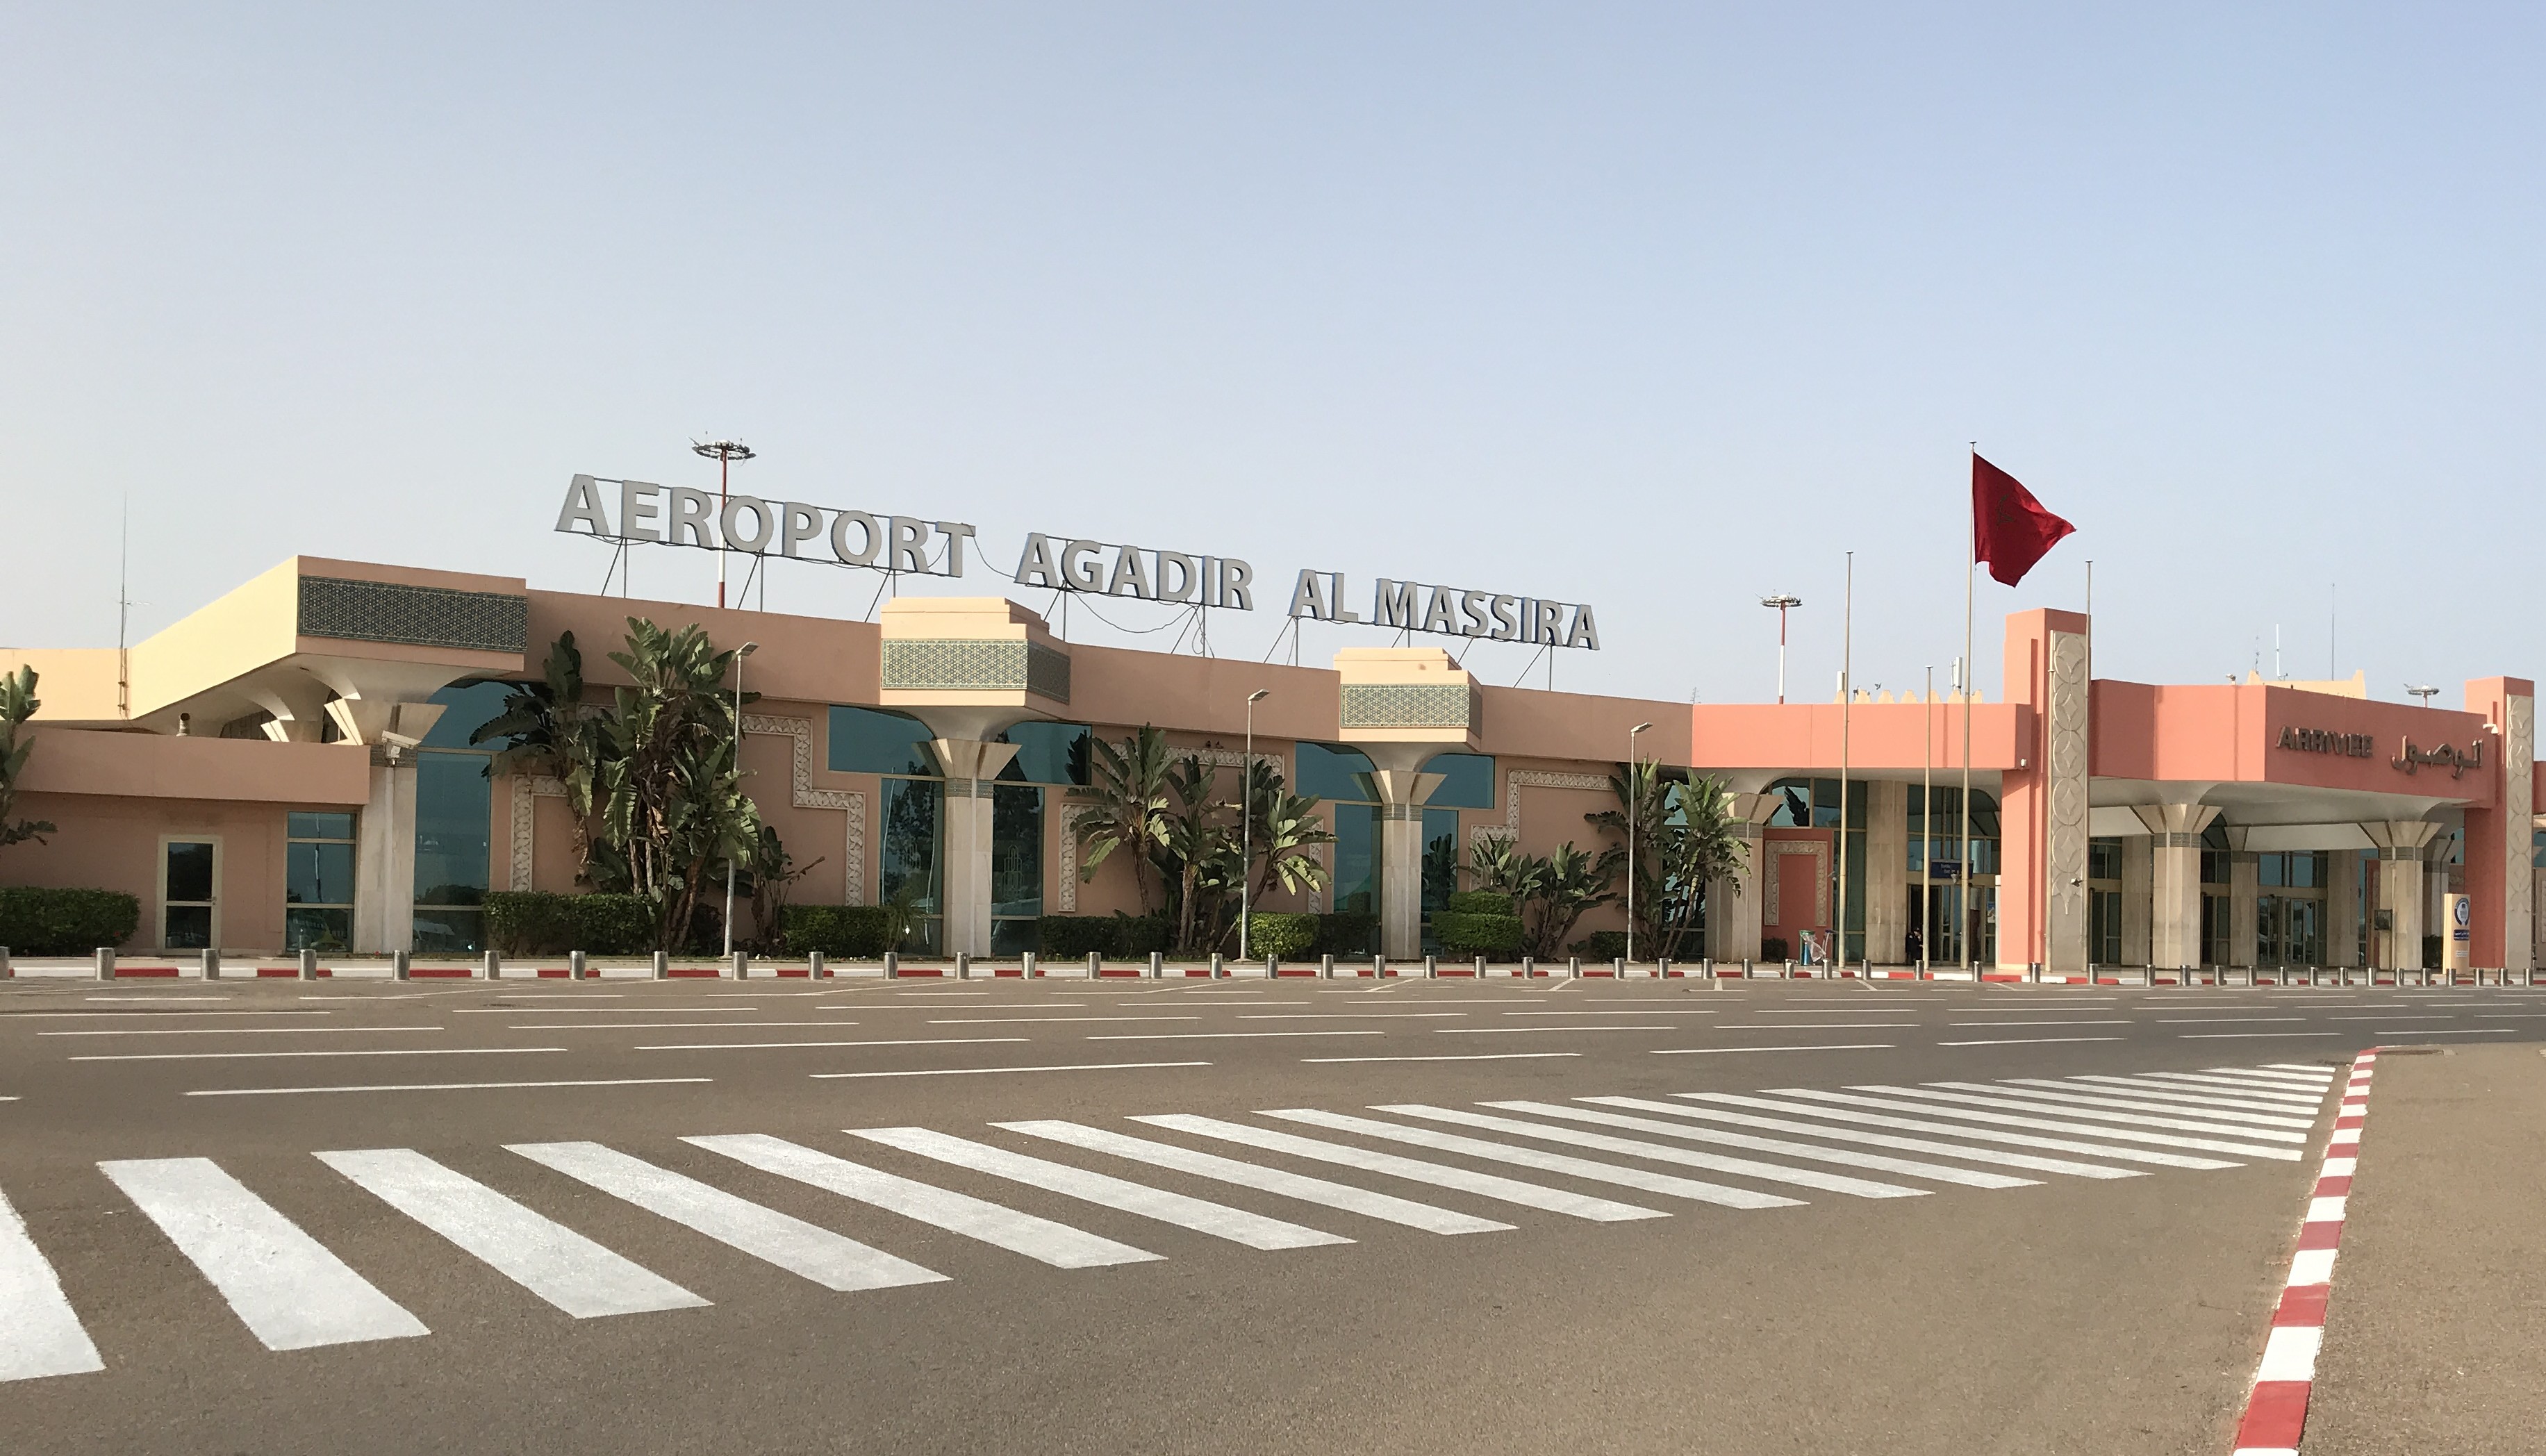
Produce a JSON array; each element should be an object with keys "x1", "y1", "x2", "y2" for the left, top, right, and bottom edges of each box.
[
  {"x1": 691, "y1": 438, "x2": 756, "y2": 609},
  {"x1": 117, "y1": 494, "x2": 133, "y2": 719},
  {"x1": 2406, "y1": 684, "x2": 2439, "y2": 706}
]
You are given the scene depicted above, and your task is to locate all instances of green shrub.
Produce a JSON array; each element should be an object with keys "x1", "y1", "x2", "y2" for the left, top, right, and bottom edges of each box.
[
  {"x1": 1314, "y1": 911, "x2": 1378, "y2": 957},
  {"x1": 485, "y1": 891, "x2": 655, "y2": 954},
  {"x1": 1243, "y1": 912, "x2": 1319, "y2": 960},
  {"x1": 0, "y1": 887, "x2": 140, "y2": 956},
  {"x1": 1036, "y1": 915, "x2": 1116, "y2": 959},
  {"x1": 781, "y1": 904, "x2": 898, "y2": 958},
  {"x1": 1112, "y1": 913, "x2": 1168, "y2": 957},
  {"x1": 1569, "y1": 930, "x2": 1628, "y2": 961},
  {"x1": 1434, "y1": 910, "x2": 1523, "y2": 958},
  {"x1": 1760, "y1": 935, "x2": 1789, "y2": 961},
  {"x1": 1443, "y1": 891, "x2": 1514, "y2": 916}
]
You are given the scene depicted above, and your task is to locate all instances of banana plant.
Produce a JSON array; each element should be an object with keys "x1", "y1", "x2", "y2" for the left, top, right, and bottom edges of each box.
[{"x1": 0, "y1": 665, "x2": 56, "y2": 849}]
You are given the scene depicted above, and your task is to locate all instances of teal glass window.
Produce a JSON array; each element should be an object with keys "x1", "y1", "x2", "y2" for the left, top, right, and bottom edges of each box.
[
  {"x1": 879, "y1": 777, "x2": 944, "y2": 952},
  {"x1": 1329, "y1": 804, "x2": 1382, "y2": 916},
  {"x1": 289, "y1": 811, "x2": 355, "y2": 841},
  {"x1": 1297, "y1": 743, "x2": 1376, "y2": 803},
  {"x1": 421, "y1": 681, "x2": 517, "y2": 750},
  {"x1": 1421, "y1": 807, "x2": 1462, "y2": 916},
  {"x1": 990, "y1": 784, "x2": 1044, "y2": 954},
  {"x1": 999, "y1": 722, "x2": 1090, "y2": 786},
  {"x1": 828, "y1": 706, "x2": 939, "y2": 777},
  {"x1": 286, "y1": 809, "x2": 356, "y2": 952},
  {"x1": 2087, "y1": 837, "x2": 2122, "y2": 882},
  {"x1": 1418, "y1": 753, "x2": 1494, "y2": 811},
  {"x1": 413, "y1": 752, "x2": 492, "y2": 952}
]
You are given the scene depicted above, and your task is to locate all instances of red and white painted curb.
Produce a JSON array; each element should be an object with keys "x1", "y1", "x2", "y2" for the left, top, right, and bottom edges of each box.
[{"x1": 2228, "y1": 1048, "x2": 2374, "y2": 1455}]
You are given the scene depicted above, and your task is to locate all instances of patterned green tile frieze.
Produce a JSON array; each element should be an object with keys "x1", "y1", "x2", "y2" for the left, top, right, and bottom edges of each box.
[
  {"x1": 297, "y1": 577, "x2": 528, "y2": 654},
  {"x1": 1339, "y1": 682, "x2": 1478, "y2": 731},
  {"x1": 882, "y1": 638, "x2": 1071, "y2": 703}
]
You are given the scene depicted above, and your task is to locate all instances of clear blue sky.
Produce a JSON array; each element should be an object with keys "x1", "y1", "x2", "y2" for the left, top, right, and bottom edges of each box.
[{"x1": 6, "y1": 5, "x2": 2539, "y2": 706}]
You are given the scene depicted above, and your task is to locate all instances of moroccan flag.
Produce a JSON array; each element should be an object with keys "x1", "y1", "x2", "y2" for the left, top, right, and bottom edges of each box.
[{"x1": 1972, "y1": 454, "x2": 2074, "y2": 586}]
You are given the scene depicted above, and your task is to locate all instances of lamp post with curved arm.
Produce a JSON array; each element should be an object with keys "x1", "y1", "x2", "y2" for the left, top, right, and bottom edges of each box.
[
  {"x1": 1627, "y1": 721, "x2": 1653, "y2": 963},
  {"x1": 1240, "y1": 689, "x2": 1271, "y2": 961}
]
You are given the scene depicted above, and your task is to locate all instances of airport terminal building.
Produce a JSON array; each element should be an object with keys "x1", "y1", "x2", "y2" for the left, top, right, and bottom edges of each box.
[{"x1": 2, "y1": 554, "x2": 2536, "y2": 974}]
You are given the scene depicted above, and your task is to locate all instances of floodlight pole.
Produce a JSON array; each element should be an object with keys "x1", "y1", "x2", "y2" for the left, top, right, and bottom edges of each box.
[
  {"x1": 693, "y1": 439, "x2": 757, "y2": 609},
  {"x1": 1761, "y1": 595, "x2": 1803, "y2": 703}
]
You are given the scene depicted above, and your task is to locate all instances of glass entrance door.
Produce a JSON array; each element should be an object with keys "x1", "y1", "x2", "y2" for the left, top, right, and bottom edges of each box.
[{"x1": 163, "y1": 838, "x2": 218, "y2": 949}]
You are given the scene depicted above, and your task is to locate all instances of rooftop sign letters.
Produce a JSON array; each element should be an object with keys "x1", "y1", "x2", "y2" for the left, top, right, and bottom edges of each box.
[
  {"x1": 556, "y1": 475, "x2": 973, "y2": 578},
  {"x1": 2394, "y1": 737, "x2": 2486, "y2": 779},
  {"x1": 553, "y1": 475, "x2": 1594, "y2": 645},
  {"x1": 2277, "y1": 727, "x2": 2374, "y2": 759},
  {"x1": 1284, "y1": 571, "x2": 1601, "y2": 651}
]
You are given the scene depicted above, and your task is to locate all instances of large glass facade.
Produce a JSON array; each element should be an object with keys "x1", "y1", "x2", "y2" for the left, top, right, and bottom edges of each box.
[
  {"x1": 879, "y1": 777, "x2": 943, "y2": 952},
  {"x1": 1420, "y1": 806, "x2": 1462, "y2": 950},
  {"x1": 1329, "y1": 804, "x2": 1381, "y2": 923},
  {"x1": 1769, "y1": 777, "x2": 1869, "y2": 961},
  {"x1": 412, "y1": 681, "x2": 510, "y2": 953},
  {"x1": 2257, "y1": 850, "x2": 2329, "y2": 966},
  {"x1": 2087, "y1": 836, "x2": 2122, "y2": 964},
  {"x1": 286, "y1": 811, "x2": 357, "y2": 952},
  {"x1": 1296, "y1": 743, "x2": 1377, "y2": 802},
  {"x1": 828, "y1": 705, "x2": 939, "y2": 776},
  {"x1": 989, "y1": 783, "x2": 1043, "y2": 954},
  {"x1": 1000, "y1": 722, "x2": 1090, "y2": 786},
  {"x1": 1902, "y1": 784, "x2": 2000, "y2": 965},
  {"x1": 1419, "y1": 753, "x2": 1496, "y2": 810}
]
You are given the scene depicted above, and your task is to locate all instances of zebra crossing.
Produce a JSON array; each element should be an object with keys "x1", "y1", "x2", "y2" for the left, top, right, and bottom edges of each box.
[{"x1": 0, "y1": 1061, "x2": 2338, "y2": 1382}]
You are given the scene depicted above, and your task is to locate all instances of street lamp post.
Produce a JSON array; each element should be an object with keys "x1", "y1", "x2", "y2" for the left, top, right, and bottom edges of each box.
[
  {"x1": 1760, "y1": 595, "x2": 1803, "y2": 704},
  {"x1": 1627, "y1": 721, "x2": 1653, "y2": 963},
  {"x1": 722, "y1": 641, "x2": 759, "y2": 959},
  {"x1": 1240, "y1": 689, "x2": 1271, "y2": 960}
]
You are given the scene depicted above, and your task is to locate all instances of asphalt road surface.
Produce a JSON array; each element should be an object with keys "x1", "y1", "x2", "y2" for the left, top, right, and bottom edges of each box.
[{"x1": 4, "y1": 973, "x2": 2538, "y2": 1454}]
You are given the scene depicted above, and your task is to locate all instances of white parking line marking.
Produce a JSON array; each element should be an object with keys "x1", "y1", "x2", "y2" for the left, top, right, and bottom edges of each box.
[
  {"x1": 808, "y1": 1061, "x2": 1210, "y2": 1079},
  {"x1": 1650, "y1": 1043, "x2": 1893, "y2": 1055},
  {"x1": 185, "y1": 1077, "x2": 711, "y2": 1097},
  {"x1": 70, "y1": 1047, "x2": 568, "y2": 1062},
  {"x1": 686, "y1": 1134, "x2": 1158, "y2": 1268},
  {"x1": 1303, "y1": 1052, "x2": 1582, "y2": 1063},
  {"x1": 99, "y1": 1158, "x2": 428, "y2": 1350},
  {"x1": 634, "y1": 1038, "x2": 1027, "y2": 1051}
]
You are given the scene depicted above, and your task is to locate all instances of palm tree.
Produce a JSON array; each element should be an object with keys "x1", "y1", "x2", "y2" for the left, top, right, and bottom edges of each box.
[
  {"x1": 474, "y1": 632, "x2": 607, "y2": 880},
  {"x1": 1070, "y1": 725, "x2": 1177, "y2": 918},
  {"x1": 1159, "y1": 753, "x2": 1227, "y2": 953},
  {"x1": 595, "y1": 620, "x2": 763, "y2": 951},
  {"x1": 1523, "y1": 842, "x2": 1614, "y2": 957},
  {"x1": 0, "y1": 665, "x2": 56, "y2": 849},
  {"x1": 1240, "y1": 759, "x2": 1335, "y2": 909},
  {"x1": 1587, "y1": 760, "x2": 1745, "y2": 959}
]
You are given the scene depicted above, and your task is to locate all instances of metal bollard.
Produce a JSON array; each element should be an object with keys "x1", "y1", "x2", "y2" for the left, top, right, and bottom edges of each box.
[
  {"x1": 1019, "y1": 950, "x2": 1035, "y2": 979},
  {"x1": 1423, "y1": 954, "x2": 1437, "y2": 979},
  {"x1": 1783, "y1": 959, "x2": 1794, "y2": 980},
  {"x1": 1742, "y1": 958, "x2": 1753, "y2": 979},
  {"x1": 1210, "y1": 953, "x2": 1224, "y2": 979},
  {"x1": 1521, "y1": 956, "x2": 1535, "y2": 979},
  {"x1": 202, "y1": 946, "x2": 220, "y2": 982},
  {"x1": 1473, "y1": 954, "x2": 1486, "y2": 979},
  {"x1": 1264, "y1": 954, "x2": 1278, "y2": 978},
  {"x1": 809, "y1": 950, "x2": 825, "y2": 979},
  {"x1": 652, "y1": 950, "x2": 669, "y2": 980},
  {"x1": 483, "y1": 950, "x2": 501, "y2": 981},
  {"x1": 392, "y1": 950, "x2": 411, "y2": 982},
  {"x1": 1658, "y1": 957, "x2": 1671, "y2": 979},
  {"x1": 955, "y1": 952, "x2": 972, "y2": 980},
  {"x1": 1610, "y1": 957, "x2": 1623, "y2": 979},
  {"x1": 1147, "y1": 951, "x2": 1163, "y2": 979},
  {"x1": 299, "y1": 948, "x2": 318, "y2": 981},
  {"x1": 1373, "y1": 955, "x2": 1387, "y2": 979},
  {"x1": 0, "y1": 945, "x2": 10, "y2": 980},
  {"x1": 1087, "y1": 950, "x2": 1102, "y2": 978},
  {"x1": 884, "y1": 951, "x2": 901, "y2": 979},
  {"x1": 1320, "y1": 953, "x2": 1336, "y2": 979},
  {"x1": 96, "y1": 947, "x2": 115, "y2": 981},
  {"x1": 570, "y1": 950, "x2": 588, "y2": 981},
  {"x1": 732, "y1": 950, "x2": 750, "y2": 980}
]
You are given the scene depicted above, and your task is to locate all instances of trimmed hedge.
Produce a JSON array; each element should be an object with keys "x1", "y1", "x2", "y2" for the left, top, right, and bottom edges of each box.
[
  {"x1": 1433, "y1": 910, "x2": 1523, "y2": 958},
  {"x1": 1760, "y1": 935, "x2": 1789, "y2": 961},
  {"x1": 781, "y1": 904, "x2": 898, "y2": 958},
  {"x1": 0, "y1": 887, "x2": 140, "y2": 956},
  {"x1": 484, "y1": 891, "x2": 654, "y2": 955},
  {"x1": 1443, "y1": 891, "x2": 1515, "y2": 916},
  {"x1": 1035, "y1": 914, "x2": 1170, "y2": 959},
  {"x1": 1314, "y1": 911, "x2": 1378, "y2": 957},
  {"x1": 1243, "y1": 912, "x2": 1319, "y2": 961},
  {"x1": 1569, "y1": 930, "x2": 1628, "y2": 961}
]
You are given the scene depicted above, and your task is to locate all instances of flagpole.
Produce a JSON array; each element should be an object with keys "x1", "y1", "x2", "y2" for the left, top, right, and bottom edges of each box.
[
  {"x1": 1837, "y1": 550, "x2": 1853, "y2": 979},
  {"x1": 1921, "y1": 663, "x2": 1933, "y2": 979},
  {"x1": 2083, "y1": 559, "x2": 2094, "y2": 982},
  {"x1": 1962, "y1": 447, "x2": 1977, "y2": 982}
]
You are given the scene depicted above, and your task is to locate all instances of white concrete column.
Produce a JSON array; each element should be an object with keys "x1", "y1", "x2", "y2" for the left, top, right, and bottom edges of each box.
[
  {"x1": 352, "y1": 759, "x2": 420, "y2": 954},
  {"x1": 2119, "y1": 834, "x2": 2152, "y2": 966},
  {"x1": 1708, "y1": 794, "x2": 1778, "y2": 963},
  {"x1": 2227, "y1": 852, "x2": 2259, "y2": 968},
  {"x1": 1367, "y1": 768, "x2": 1446, "y2": 961},
  {"x1": 2134, "y1": 803, "x2": 2218, "y2": 971},
  {"x1": 2326, "y1": 849, "x2": 2363, "y2": 967},
  {"x1": 1864, "y1": 781, "x2": 1908, "y2": 966},
  {"x1": 932, "y1": 738, "x2": 1021, "y2": 959},
  {"x1": 2363, "y1": 821, "x2": 2441, "y2": 970}
]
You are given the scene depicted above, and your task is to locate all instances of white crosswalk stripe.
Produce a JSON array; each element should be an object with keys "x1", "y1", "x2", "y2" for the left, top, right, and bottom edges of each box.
[
  {"x1": 1933, "y1": 1082, "x2": 2319, "y2": 1130},
  {"x1": 995, "y1": 1120, "x2": 1514, "y2": 1234},
  {"x1": 1580, "y1": 1095, "x2": 2143, "y2": 1180},
  {"x1": 0, "y1": 1181, "x2": 104, "y2": 1381},
  {"x1": 1775, "y1": 1089, "x2": 2304, "y2": 1160},
  {"x1": 1373, "y1": 1104, "x2": 1927, "y2": 1198},
  {"x1": 1480, "y1": 1100, "x2": 2038, "y2": 1189},
  {"x1": 1679, "y1": 1093, "x2": 2243, "y2": 1169},
  {"x1": 848, "y1": 1127, "x2": 1350, "y2": 1250},
  {"x1": 686, "y1": 1133, "x2": 1162, "y2": 1268},
  {"x1": 1130, "y1": 1114, "x2": 1668, "y2": 1221},
  {"x1": 1261, "y1": 1108, "x2": 1806, "y2": 1209},
  {"x1": 2207, "y1": 1066, "x2": 2336, "y2": 1086},
  {"x1": 506, "y1": 1141, "x2": 946, "y2": 1291},
  {"x1": 315, "y1": 1148, "x2": 709, "y2": 1318},
  {"x1": 99, "y1": 1157, "x2": 429, "y2": 1350},
  {"x1": 1864, "y1": 1084, "x2": 2313, "y2": 1141},
  {"x1": 2008, "y1": 1076, "x2": 2326, "y2": 1113},
  {"x1": 2138, "y1": 1070, "x2": 2331, "y2": 1098}
]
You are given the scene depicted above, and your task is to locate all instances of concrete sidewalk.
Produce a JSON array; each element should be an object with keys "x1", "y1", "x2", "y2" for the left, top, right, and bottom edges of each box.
[{"x1": 2306, "y1": 1043, "x2": 2546, "y2": 1455}]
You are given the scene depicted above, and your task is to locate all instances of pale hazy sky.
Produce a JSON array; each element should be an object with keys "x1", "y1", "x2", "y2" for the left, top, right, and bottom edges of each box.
[{"x1": 6, "y1": 6, "x2": 2540, "y2": 706}]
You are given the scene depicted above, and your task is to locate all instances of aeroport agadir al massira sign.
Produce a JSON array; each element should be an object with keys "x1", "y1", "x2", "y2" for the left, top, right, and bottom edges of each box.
[{"x1": 554, "y1": 473, "x2": 1605, "y2": 650}]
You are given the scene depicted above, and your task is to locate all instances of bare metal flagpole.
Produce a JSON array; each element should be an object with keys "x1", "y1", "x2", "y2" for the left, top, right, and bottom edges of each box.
[
  {"x1": 1837, "y1": 550, "x2": 1853, "y2": 978},
  {"x1": 1962, "y1": 447, "x2": 1977, "y2": 982},
  {"x1": 1921, "y1": 663, "x2": 1933, "y2": 979}
]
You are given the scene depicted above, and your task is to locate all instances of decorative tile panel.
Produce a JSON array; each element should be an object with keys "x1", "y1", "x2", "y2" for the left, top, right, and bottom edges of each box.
[
  {"x1": 881, "y1": 638, "x2": 1071, "y2": 702},
  {"x1": 299, "y1": 577, "x2": 527, "y2": 654},
  {"x1": 1340, "y1": 682, "x2": 1477, "y2": 731},
  {"x1": 1469, "y1": 769, "x2": 1611, "y2": 851}
]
